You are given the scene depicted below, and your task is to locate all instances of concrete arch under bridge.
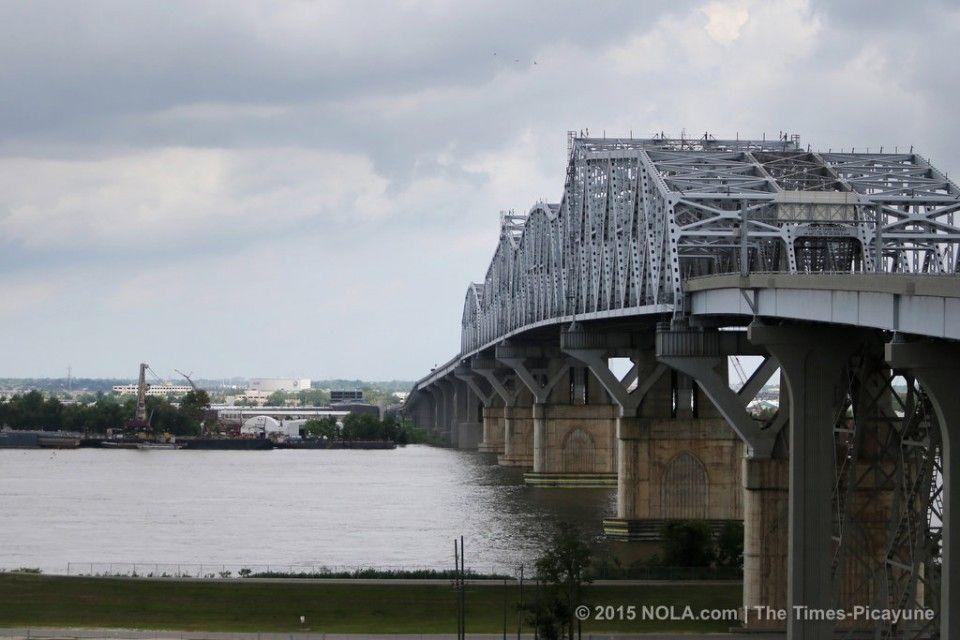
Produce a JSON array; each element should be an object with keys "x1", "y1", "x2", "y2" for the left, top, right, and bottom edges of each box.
[{"x1": 404, "y1": 135, "x2": 960, "y2": 639}]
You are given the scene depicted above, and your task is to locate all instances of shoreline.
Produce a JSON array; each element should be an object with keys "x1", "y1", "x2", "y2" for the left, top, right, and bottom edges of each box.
[{"x1": 0, "y1": 573, "x2": 746, "y2": 634}]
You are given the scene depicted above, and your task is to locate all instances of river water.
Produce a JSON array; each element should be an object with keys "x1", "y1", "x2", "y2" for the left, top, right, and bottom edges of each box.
[{"x1": 0, "y1": 446, "x2": 615, "y2": 575}]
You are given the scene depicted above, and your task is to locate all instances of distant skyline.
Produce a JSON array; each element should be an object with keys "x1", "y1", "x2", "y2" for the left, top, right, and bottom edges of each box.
[{"x1": 1, "y1": 0, "x2": 958, "y2": 379}]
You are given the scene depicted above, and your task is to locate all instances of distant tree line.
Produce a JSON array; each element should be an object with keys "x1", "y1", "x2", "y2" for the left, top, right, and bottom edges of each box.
[
  {"x1": 0, "y1": 378, "x2": 125, "y2": 395},
  {"x1": 258, "y1": 387, "x2": 404, "y2": 407},
  {"x1": 302, "y1": 414, "x2": 434, "y2": 445},
  {"x1": 0, "y1": 390, "x2": 210, "y2": 436}
]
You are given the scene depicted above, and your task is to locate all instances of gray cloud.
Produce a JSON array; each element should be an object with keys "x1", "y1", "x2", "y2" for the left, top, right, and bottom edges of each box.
[{"x1": 0, "y1": 0, "x2": 957, "y2": 379}]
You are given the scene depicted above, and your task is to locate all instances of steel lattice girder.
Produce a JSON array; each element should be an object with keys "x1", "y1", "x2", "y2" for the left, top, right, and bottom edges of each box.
[{"x1": 460, "y1": 137, "x2": 960, "y2": 355}]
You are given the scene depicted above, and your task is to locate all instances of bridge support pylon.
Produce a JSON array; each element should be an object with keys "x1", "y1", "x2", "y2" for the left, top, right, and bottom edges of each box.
[
  {"x1": 472, "y1": 356, "x2": 531, "y2": 466},
  {"x1": 455, "y1": 364, "x2": 497, "y2": 452},
  {"x1": 749, "y1": 323, "x2": 869, "y2": 640},
  {"x1": 466, "y1": 358, "x2": 505, "y2": 455},
  {"x1": 655, "y1": 322, "x2": 787, "y2": 628},
  {"x1": 562, "y1": 324, "x2": 743, "y2": 542},
  {"x1": 451, "y1": 378, "x2": 482, "y2": 449},
  {"x1": 495, "y1": 344, "x2": 617, "y2": 487},
  {"x1": 436, "y1": 377, "x2": 456, "y2": 445}
]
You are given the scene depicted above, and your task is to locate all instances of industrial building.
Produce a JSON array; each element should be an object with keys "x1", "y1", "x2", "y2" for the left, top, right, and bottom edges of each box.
[
  {"x1": 248, "y1": 378, "x2": 311, "y2": 393},
  {"x1": 330, "y1": 389, "x2": 363, "y2": 403},
  {"x1": 113, "y1": 383, "x2": 192, "y2": 397}
]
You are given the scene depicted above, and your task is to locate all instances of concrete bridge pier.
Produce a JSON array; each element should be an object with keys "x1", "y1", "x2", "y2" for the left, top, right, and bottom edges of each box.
[
  {"x1": 494, "y1": 344, "x2": 569, "y2": 472},
  {"x1": 562, "y1": 325, "x2": 744, "y2": 541},
  {"x1": 465, "y1": 359, "x2": 505, "y2": 455},
  {"x1": 742, "y1": 453, "x2": 789, "y2": 627},
  {"x1": 530, "y1": 366, "x2": 619, "y2": 487},
  {"x1": 480, "y1": 402, "x2": 506, "y2": 454},
  {"x1": 655, "y1": 323, "x2": 787, "y2": 627},
  {"x1": 472, "y1": 356, "x2": 532, "y2": 467},
  {"x1": 500, "y1": 398, "x2": 534, "y2": 467},
  {"x1": 455, "y1": 365, "x2": 497, "y2": 452},
  {"x1": 420, "y1": 385, "x2": 442, "y2": 437},
  {"x1": 451, "y1": 378, "x2": 482, "y2": 449},
  {"x1": 407, "y1": 388, "x2": 437, "y2": 434},
  {"x1": 494, "y1": 344, "x2": 619, "y2": 487},
  {"x1": 749, "y1": 323, "x2": 867, "y2": 640},
  {"x1": 435, "y1": 377, "x2": 457, "y2": 445}
]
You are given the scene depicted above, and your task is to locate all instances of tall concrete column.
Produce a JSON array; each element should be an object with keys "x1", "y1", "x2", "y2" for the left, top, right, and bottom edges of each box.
[
  {"x1": 472, "y1": 356, "x2": 527, "y2": 465},
  {"x1": 406, "y1": 390, "x2": 430, "y2": 432},
  {"x1": 750, "y1": 323, "x2": 865, "y2": 640},
  {"x1": 617, "y1": 414, "x2": 651, "y2": 522},
  {"x1": 532, "y1": 402, "x2": 545, "y2": 472},
  {"x1": 886, "y1": 339, "x2": 959, "y2": 640},
  {"x1": 742, "y1": 456, "x2": 788, "y2": 627},
  {"x1": 422, "y1": 386, "x2": 440, "y2": 435},
  {"x1": 495, "y1": 344, "x2": 572, "y2": 475},
  {"x1": 480, "y1": 403, "x2": 505, "y2": 454},
  {"x1": 465, "y1": 359, "x2": 506, "y2": 455},
  {"x1": 452, "y1": 378, "x2": 482, "y2": 449},
  {"x1": 500, "y1": 397, "x2": 533, "y2": 467},
  {"x1": 435, "y1": 379, "x2": 452, "y2": 444}
]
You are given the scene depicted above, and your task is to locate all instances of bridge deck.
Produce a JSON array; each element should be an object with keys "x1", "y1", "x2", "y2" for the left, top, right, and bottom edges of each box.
[{"x1": 688, "y1": 272, "x2": 960, "y2": 340}]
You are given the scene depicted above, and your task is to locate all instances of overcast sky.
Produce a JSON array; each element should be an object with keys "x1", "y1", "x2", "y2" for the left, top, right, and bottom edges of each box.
[{"x1": 1, "y1": 0, "x2": 958, "y2": 381}]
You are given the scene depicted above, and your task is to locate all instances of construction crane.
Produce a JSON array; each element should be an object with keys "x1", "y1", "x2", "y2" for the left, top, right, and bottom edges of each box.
[
  {"x1": 731, "y1": 356, "x2": 748, "y2": 389},
  {"x1": 175, "y1": 369, "x2": 198, "y2": 392},
  {"x1": 124, "y1": 362, "x2": 151, "y2": 434},
  {"x1": 175, "y1": 368, "x2": 210, "y2": 436}
]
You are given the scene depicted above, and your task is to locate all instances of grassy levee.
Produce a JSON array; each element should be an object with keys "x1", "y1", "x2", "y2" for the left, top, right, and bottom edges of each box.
[{"x1": 0, "y1": 573, "x2": 742, "y2": 633}]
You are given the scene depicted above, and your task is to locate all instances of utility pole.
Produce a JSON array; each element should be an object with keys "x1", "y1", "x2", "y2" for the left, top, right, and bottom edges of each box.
[
  {"x1": 460, "y1": 536, "x2": 466, "y2": 639},
  {"x1": 454, "y1": 538, "x2": 465, "y2": 640},
  {"x1": 502, "y1": 576, "x2": 508, "y2": 640},
  {"x1": 454, "y1": 540, "x2": 460, "y2": 639},
  {"x1": 517, "y1": 565, "x2": 524, "y2": 640}
]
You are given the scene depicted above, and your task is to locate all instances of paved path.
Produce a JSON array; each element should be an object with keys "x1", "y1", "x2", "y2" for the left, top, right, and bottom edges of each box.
[{"x1": 0, "y1": 630, "x2": 784, "y2": 640}]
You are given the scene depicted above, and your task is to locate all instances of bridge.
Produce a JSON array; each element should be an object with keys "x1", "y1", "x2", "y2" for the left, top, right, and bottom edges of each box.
[
  {"x1": 210, "y1": 406, "x2": 351, "y2": 423},
  {"x1": 404, "y1": 135, "x2": 960, "y2": 639}
]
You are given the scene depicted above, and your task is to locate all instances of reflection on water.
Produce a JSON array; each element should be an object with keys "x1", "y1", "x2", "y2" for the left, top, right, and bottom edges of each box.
[{"x1": 0, "y1": 446, "x2": 615, "y2": 573}]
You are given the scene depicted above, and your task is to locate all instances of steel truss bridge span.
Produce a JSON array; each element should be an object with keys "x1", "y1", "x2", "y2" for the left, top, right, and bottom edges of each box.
[
  {"x1": 460, "y1": 136, "x2": 960, "y2": 357},
  {"x1": 418, "y1": 271, "x2": 960, "y2": 390},
  {"x1": 407, "y1": 136, "x2": 960, "y2": 640}
]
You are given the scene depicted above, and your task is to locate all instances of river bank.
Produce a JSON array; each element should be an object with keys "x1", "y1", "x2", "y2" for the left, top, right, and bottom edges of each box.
[
  {"x1": 0, "y1": 431, "x2": 396, "y2": 450},
  {"x1": 0, "y1": 573, "x2": 743, "y2": 634}
]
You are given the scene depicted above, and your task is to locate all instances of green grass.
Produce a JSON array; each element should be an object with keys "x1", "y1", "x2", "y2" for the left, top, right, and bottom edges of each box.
[{"x1": 0, "y1": 573, "x2": 743, "y2": 633}]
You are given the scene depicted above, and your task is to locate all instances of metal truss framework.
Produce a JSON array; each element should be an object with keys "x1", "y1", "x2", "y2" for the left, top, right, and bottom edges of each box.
[
  {"x1": 829, "y1": 350, "x2": 943, "y2": 639},
  {"x1": 462, "y1": 136, "x2": 960, "y2": 354}
]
